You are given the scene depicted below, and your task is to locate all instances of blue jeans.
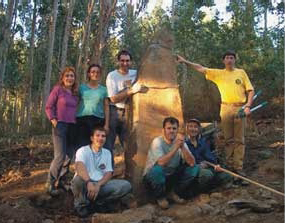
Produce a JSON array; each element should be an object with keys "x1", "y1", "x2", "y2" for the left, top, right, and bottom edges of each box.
[
  {"x1": 71, "y1": 176, "x2": 132, "y2": 210},
  {"x1": 104, "y1": 105, "x2": 127, "y2": 151},
  {"x1": 195, "y1": 166, "x2": 232, "y2": 193},
  {"x1": 143, "y1": 165, "x2": 199, "y2": 199},
  {"x1": 48, "y1": 122, "x2": 76, "y2": 184}
]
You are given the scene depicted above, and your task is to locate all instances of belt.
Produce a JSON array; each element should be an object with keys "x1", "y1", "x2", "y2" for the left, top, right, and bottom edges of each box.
[
  {"x1": 110, "y1": 105, "x2": 125, "y2": 111},
  {"x1": 221, "y1": 102, "x2": 244, "y2": 106}
]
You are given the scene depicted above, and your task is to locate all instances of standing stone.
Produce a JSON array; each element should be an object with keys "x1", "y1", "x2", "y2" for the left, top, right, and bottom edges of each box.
[
  {"x1": 125, "y1": 27, "x2": 184, "y2": 200},
  {"x1": 181, "y1": 71, "x2": 221, "y2": 122}
]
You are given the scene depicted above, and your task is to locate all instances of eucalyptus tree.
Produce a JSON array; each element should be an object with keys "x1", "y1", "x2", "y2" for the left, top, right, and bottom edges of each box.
[
  {"x1": 42, "y1": 0, "x2": 59, "y2": 127},
  {"x1": 0, "y1": 0, "x2": 18, "y2": 102}
]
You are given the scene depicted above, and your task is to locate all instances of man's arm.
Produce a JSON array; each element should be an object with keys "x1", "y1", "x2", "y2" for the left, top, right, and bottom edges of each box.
[
  {"x1": 75, "y1": 161, "x2": 111, "y2": 201},
  {"x1": 108, "y1": 82, "x2": 145, "y2": 104},
  {"x1": 177, "y1": 55, "x2": 207, "y2": 74},
  {"x1": 109, "y1": 87, "x2": 135, "y2": 104},
  {"x1": 156, "y1": 144, "x2": 180, "y2": 166},
  {"x1": 96, "y1": 172, "x2": 112, "y2": 187},
  {"x1": 244, "y1": 90, "x2": 255, "y2": 116},
  {"x1": 156, "y1": 135, "x2": 184, "y2": 166},
  {"x1": 104, "y1": 98, "x2": 110, "y2": 133},
  {"x1": 181, "y1": 143, "x2": 195, "y2": 167}
]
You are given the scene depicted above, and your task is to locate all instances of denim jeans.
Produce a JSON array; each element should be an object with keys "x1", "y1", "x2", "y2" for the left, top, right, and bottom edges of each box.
[
  {"x1": 48, "y1": 122, "x2": 76, "y2": 183},
  {"x1": 143, "y1": 164, "x2": 199, "y2": 199},
  {"x1": 104, "y1": 105, "x2": 127, "y2": 151},
  {"x1": 195, "y1": 166, "x2": 232, "y2": 193},
  {"x1": 71, "y1": 176, "x2": 132, "y2": 210}
]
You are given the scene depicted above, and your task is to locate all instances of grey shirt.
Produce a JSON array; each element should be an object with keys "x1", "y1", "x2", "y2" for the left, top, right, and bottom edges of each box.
[{"x1": 144, "y1": 136, "x2": 188, "y2": 176}]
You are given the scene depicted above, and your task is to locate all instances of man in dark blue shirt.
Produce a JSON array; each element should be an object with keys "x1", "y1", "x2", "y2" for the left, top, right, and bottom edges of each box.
[{"x1": 185, "y1": 119, "x2": 232, "y2": 193}]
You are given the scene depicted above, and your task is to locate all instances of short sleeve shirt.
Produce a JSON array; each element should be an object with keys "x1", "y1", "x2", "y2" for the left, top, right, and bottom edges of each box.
[
  {"x1": 75, "y1": 145, "x2": 113, "y2": 181},
  {"x1": 143, "y1": 136, "x2": 186, "y2": 176},
  {"x1": 205, "y1": 68, "x2": 254, "y2": 103},
  {"x1": 106, "y1": 69, "x2": 137, "y2": 108},
  {"x1": 76, "y1": 84, "x2": 108, "y2": 118}
]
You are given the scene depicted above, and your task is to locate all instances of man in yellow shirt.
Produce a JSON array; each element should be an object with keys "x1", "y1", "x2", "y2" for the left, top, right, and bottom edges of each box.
[{"x1": 177, "y1": 51, "x2": 254, "y2": 177}]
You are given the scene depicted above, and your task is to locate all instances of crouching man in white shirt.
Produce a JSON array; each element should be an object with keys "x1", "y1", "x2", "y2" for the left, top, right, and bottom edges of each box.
[{"x1": 71, "y1": 126, "x2": 134, "y2": 217}]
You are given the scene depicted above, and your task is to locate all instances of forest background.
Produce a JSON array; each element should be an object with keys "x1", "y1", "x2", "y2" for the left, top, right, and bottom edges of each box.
[{"x1": 0, "y1": 0, "x2": 284, "y2": 138}]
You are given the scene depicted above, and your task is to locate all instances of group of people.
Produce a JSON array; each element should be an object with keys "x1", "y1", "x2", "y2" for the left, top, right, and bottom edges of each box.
[{"x1": 45, "y1": 49, "x2": 254, "y2": 217}]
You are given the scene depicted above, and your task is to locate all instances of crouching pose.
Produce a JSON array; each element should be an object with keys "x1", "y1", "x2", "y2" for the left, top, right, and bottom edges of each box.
[
  {"x1": 71, "y1": 127, "x2": 133, "y2": 217},
  {"x1": 185, "y1": 119, "x2": 232, "y2": 194},
  {"x1": 143, "y1": 117, "x2": 199, "y2": 209}
]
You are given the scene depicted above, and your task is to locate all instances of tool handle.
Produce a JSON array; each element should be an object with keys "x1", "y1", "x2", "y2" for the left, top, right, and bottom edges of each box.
[{"x1": 204, "y1": 161, "x2": 285, "y2": 197}]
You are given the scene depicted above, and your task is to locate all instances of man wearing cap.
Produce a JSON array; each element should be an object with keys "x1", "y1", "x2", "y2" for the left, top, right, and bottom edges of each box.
[
  {"x1": 177, "y1": 51, "x2": 254, "y2": 176},
  {"x1": 185, "y1": 118, "x2": 232, "y2": 194},
  {"x1": 143, "y1": 117, "x2": 198, "y2": 209}
]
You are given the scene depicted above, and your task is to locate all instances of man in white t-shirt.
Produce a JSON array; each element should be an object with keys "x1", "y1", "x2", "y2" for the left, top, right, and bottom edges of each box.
[
  {"x1": 105, "y1": 50, "x2": 147, "y2": 152},
  {"x1": 71, "y1": 126, "x2": 134, "y2": 217}
]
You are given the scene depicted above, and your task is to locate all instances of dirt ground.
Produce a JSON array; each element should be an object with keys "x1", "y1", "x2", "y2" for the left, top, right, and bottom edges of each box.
[{"x1": 0, "y1": 118, "x2": 283, "y2": 223}]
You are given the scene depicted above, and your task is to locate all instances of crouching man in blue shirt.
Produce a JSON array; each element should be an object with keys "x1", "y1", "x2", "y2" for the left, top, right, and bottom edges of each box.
[
  {"x1": 185, "y1": 119, "x2": 232, "y2": 194},
  {"x1": 71, "y1": 126, "x2": 134, "y2": 217}
]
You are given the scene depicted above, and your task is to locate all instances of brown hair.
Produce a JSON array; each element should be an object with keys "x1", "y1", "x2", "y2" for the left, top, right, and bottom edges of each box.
[
  {"x1": 58, "y1": 66, "x2": 78, "y2": 95},
  {"x1": 117, "y1": 50, "x2": 133, "y2": 61},
  {"x1": 91, "y1": 126, "x2": 106, "y2": 136},
  {"x1": 86, "y1": 64, "x2": 101, "y2": 81},
  {"x1": 163, "y1": 117, "x2": 179, "y2": 128},
  {"x1": 222, "y1": 50, "x2": 236, "y2": 59}
]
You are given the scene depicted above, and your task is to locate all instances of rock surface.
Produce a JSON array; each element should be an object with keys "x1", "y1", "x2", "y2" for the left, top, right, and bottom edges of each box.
[
  {"x1": 125, "y1": 27, "x2": 184, "y2": 199},
  {"x1": 91, "y1": 204, "x2": 156, "y2": 223}
]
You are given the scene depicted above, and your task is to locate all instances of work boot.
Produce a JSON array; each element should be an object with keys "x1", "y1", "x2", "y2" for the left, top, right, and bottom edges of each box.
[
  {"x1": 121, "y1": 193, "x2": 137, "y2": 209},
  {"x1": 168, "y1": 191, "x2": 186, "y2": 204},
  {"x1": 233, "y1": 170, "x2": 250, "y2": 186},
  {"x1": 157, "y1": 198, "x2": 169, "y2": 209}
]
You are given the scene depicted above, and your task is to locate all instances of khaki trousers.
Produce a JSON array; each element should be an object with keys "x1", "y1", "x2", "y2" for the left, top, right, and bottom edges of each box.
[{"x1": 220, "y1": 104, "x2": 245, "y2": 171}]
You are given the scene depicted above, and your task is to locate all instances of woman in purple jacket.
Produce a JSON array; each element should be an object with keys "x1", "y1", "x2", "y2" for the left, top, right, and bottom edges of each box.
[{"x1": 45, "y1": 67, "x2": 79, "y2": 196}]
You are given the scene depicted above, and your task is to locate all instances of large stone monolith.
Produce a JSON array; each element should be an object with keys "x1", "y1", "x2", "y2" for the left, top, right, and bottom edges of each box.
[
  {"x1": 181, "y1": 72, "x2": 221, "y2": 122},
  {"x1": 124, "y1": 27, "x2": 221, "y2": 202},
  {"x1": 125, "y1": 27, "x2": 184, "y2": 201}
]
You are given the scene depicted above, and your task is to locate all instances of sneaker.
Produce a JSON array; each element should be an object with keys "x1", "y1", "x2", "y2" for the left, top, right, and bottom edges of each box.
[
  {"x1": 45, "y1": 181, "x2": 60, "y2": 197},
  {"x1": 75, "y1": 207, "x2": 90, "y2": 218},
  {"x1": 168, "y1": 192, "x2": 186, "y2": 204},
  {"x1": 57, "y1": 180, "x2": 71, "y2": 192},
  {"x1": 157, "y1": 198, "x2": 169, "y2": 209}
]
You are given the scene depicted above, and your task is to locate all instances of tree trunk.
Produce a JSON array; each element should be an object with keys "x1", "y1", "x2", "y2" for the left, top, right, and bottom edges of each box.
[
  {"x1": 12, "y1": 92, "x2": 18, "y2": 132},
  {"x1": 76, "y1": 0, "x2": 95, "y2": 79},
  {"x1": 60, "y1": 0, "x2": 75, "y2": 71},
  {"x1": 0, "y1": 0, "x2": 16, "y2": 101},
  {"x1": 264, "y1": 3, "x2": 268, "y2": 38},
  {"x1": 91, "y1": 0, "x2": 117, "y2": 64},
  {"x1": 42, "y1": 0, "x2": 59, "y2": 127},
  {"x1": 245, "y1": 0, "x2": 254, "y2": 34},
  {"x1": 24, "y1": 0, "x2": 37, "y2": 129}
]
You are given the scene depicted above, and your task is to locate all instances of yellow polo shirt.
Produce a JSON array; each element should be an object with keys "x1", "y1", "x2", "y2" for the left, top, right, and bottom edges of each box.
[{"x1": 205, "y1": 68, "x2": 254, "y2": 103}]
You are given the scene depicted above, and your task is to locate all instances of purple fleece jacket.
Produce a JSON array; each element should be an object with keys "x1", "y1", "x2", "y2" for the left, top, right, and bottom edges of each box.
[{"x1": 45, "y1": 85, "x2": 78, "y2": 123}]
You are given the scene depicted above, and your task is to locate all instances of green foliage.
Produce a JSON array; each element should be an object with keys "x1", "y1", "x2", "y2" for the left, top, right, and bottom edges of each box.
[
  {"x1": 0, "y1": 0, "x2": 283, "y2": 137},
  {"x1": 173, "y1": 0, "x2": 283, "y2": 105}
]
